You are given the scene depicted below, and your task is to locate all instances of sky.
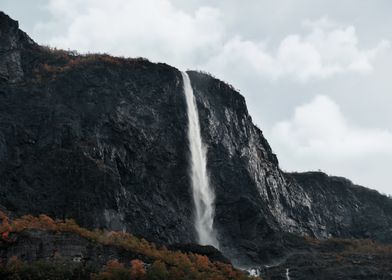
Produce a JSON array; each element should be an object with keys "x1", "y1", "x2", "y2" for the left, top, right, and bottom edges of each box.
[{"x1": 1, "y1": 0, "x2": 392, "y2": 195}]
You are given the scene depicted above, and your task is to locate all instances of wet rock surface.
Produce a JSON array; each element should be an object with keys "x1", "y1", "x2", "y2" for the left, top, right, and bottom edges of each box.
[{"x1": 1, "y1": 11, "x2": 392, "y2": 277}]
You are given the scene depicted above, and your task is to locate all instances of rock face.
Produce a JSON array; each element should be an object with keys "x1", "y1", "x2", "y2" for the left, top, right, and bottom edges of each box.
[
  {"x1": 188, "y1": 72, "x2": 392, "y2": 264},
  {"x1": 0, "y1": 11, "x2": 392, "y2": 268},
  {"x1": 0, "y1": 12, "x2": 194, "y2": 245},
  {"x1": 289, "y1": 172, "x2": 392, "y2": 243},
  {"x1": 257, "y1": 238, "x2": 392, "y2": 280},
  {"x1": 0, "y1": 229, "x2": 149, "y2": 268},
  {"x1": 0, "y1": 12, "x2": 33, "y2": 82}
]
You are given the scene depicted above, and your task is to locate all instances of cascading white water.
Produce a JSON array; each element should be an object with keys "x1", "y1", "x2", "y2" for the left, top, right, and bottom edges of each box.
[
  {"x1": 181, "y1": 71, "x2": 219, "y2": 248},
  {"x1": 286, "y1": 268, "x2": 291, "y2": 280}
]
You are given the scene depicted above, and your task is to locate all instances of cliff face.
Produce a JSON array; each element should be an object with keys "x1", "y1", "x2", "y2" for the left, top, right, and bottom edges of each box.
[
  {"x1": 1, "y1": 11, "x2": 392, "y2": 267},
  {"x1": 187, "y1": 72, "x2": 392, "y2": 264},
  {"x1": 289, "y1": 172, "x2": 392, "y2": 242},
  {"x1": 0, "y1": 12, "x2": 194, "y2": 245},
  {"x1": 0, "y1": 11, "x2": 31, "y2": 82}
]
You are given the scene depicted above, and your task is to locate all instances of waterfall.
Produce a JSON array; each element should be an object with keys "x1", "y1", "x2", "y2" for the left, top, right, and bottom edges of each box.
[
  {"x1": 181, "y1": 71, "x2": 219, "y2": 248},
  {"x1": 286, "y1": 268, "x2": 291, "y2": 280}
]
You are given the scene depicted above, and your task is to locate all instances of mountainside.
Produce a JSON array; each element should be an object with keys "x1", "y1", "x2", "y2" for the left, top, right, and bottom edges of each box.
[
  {"x1": 1, "y1": 11, "x2": 392, "y2": 275},
  {"x1": 0, "y1": 213, "x2": 252, "y2": 280}
]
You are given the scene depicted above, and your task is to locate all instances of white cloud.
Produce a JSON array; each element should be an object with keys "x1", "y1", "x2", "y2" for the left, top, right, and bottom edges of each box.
[
  {"x1": 272, "y1": 95, "x2": 392, "y2": 158},
  {"x1": 36, "y1": 0, "x2": 223, "y2": 69},
  {"x1": 34, "y1": 2, "x2": 389, "y2": 82},
  {"x1": 270, "y1": 95, "x2": 392, "y2": 193},
  {"x1": 205, "y1": 17, "x2": 390, "y2": 81},
  {"x1": 302, "y1": 16, "x2": 339, "y2": 29}
]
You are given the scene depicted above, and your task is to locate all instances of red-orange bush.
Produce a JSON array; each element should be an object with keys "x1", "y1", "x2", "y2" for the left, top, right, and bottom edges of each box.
[{"x1": 130, "y1": 259, "x2": 146, "y2": 279}]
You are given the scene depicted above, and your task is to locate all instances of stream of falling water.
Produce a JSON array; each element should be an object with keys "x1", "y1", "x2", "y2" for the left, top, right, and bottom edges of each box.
[
  {"x1": 286, "y1": 268, "x2": 291, "y2": 280},
  {"x1": 182, "y1": 71, "x2": 219, "y2": 248}
]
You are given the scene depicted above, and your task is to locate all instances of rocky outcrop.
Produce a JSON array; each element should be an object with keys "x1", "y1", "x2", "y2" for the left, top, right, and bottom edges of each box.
[
  {"x1": 0, "y1": 12, "x2": 35, "y2": 82},
  {"x1": 262, "y1": 250, "x2": 392, "y2": 280},
  {"x1": 289, "y1": 172, "x2": 392, "y2": 242},
  {"x1": 256, "y1": 237, "x2": 392, "y2": 280},
  {"x1": 0, "y1": 229, "x2": 149, "y2": 268},
  {"x1": 0, "y1": 11, "x2": 392, "y2": 270}
]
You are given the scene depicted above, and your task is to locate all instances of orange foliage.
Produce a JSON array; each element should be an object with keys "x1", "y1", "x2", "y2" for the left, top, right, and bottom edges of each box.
[
  {"x1": 2, "y1": 231, "x2": 9, "y2": 239},
  {"x1": 168, "y1": 266, "x2": 185, "y2": 280},
  {"x1": 105, "y1": 259, "x2": 124, "y2": 270},
  {"x1": 0, "y1": 211, "x2": 10, "y2": 240},
  {"x1": 216, "y1": 262, "x2": 240, "y2": 279},
  {"x1": 194, "y1": 254, "x2": 210, "y2": 270},
  {"x1": 130, "y1": 259, "x2": 146, "y2": 279},
  {"x1": 40, "y1": 54, "x2": 135, "y2": 75},
  {"x1": 0, "y1": 212, "x2": 261, "y2": 280}
]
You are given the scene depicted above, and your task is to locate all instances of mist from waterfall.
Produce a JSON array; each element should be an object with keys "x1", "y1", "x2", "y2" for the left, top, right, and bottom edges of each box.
[{"x1": 181, "y1": 71, "x2": 219, "y2": 248}]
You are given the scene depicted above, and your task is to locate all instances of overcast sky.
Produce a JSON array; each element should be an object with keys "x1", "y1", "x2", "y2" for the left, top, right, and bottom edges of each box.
[{"x1": 2, "y1": 0, "x2": 392, "y2": 195}]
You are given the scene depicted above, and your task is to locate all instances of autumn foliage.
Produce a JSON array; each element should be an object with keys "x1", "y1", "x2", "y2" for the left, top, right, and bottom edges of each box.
[
  {"x1": 32, "y1": 46, "x2": 150, "y2": 83},
  {"x1": 0, "y1": 212, "x2": 261, "y2": 280}
]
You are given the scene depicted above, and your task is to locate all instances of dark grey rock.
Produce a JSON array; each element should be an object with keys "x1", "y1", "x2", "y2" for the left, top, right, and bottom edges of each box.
[
  {"x1": 0, "y1": 12, "x2": 33, "y2": 82},
  {"x1": 0, "y1": 229, "x2": 150, "y2": 268}
]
